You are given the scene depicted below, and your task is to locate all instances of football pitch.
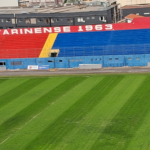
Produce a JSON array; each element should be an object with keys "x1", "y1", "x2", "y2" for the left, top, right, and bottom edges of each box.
[{"x1": 0, "y1": 74, "x2": 150, "y2": 150}]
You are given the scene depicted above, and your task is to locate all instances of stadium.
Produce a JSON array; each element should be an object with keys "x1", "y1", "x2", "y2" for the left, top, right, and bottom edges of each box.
[{"x1": 1, "y1": 0, "x2": 150, "y2": 150}]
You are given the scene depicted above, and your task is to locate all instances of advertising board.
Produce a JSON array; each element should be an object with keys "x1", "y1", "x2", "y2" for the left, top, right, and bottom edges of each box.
[
  {"x1": 28, "y1": 65, "x2": 38, "y2": 70},
  {"x1": 38, "y1": 65, "x2": 49, "y2": 70}
]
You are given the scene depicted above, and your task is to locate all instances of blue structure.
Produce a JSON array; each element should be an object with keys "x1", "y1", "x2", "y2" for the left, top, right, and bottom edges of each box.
[{"x1": 0, "y1": 54, "x2": 150, "y2": 70}]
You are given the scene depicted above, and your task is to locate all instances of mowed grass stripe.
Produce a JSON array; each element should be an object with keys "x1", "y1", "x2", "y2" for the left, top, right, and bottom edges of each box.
[
  {"x1": 0, "y1": 78, "x2": 28, "y2": 97},
  {"x1": 0, "y1": 79, "x2": 7, "y2": 84},
  {"x1": 0, "y1": 77, "x2": 85, "y2": 144},
  {"x1": 127, "y1": 107, "x2": 150, "y2": 150},
  {"x1": 25, "y1": 75, "x2": 124, "y2": 150},
  {"x1": 90, "y1": 76, "x2": 150, "y2": 150},
  {"x1": 0, "y1": 79, "x2": 8, "y2": 95},
  {"x1": 56, "y1": 75, "x2": 145, "y2": 150},
  {"x1": 0, "y1": 77, "x2": 67, "y2": 125},
  {"x1": 0, "y1": 77, "x2": 103, "y2": 150},
  {"x1": 0, "y1": 78, "x2": 47, "y2": 109}
]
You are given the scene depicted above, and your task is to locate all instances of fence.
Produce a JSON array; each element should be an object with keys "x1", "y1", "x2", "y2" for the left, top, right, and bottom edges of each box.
[{"x1": 1, "y1": 44, "x2": 150, "y2": 59}]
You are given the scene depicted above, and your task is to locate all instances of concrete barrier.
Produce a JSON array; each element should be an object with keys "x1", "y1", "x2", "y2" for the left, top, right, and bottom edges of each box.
[
  {"x1": 0, "y1": 66, "x2": 6, "y2": 71},
  {"x1": 79, "y1": 64, "x2": 102, "y2": 69}
]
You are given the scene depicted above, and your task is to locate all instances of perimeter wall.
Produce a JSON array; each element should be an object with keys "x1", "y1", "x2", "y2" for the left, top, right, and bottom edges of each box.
[{"x1": 0, "y1": 54, "x2": 150, "y2": 70}]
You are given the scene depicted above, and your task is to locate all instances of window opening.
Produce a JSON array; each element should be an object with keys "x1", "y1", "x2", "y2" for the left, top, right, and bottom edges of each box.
[
  {"x1": 48, "y1": 60, "x2": 54, "y2": 62},
  {"x1": 11, "y1": 61, "x2": 22, "y2": 65},
  {"x1": 59, "y1": 60, "x2": 63, "y2": 62},
  {"x1": 12, "y1": 19, "x2": 16, "y2": 24},
  {"x1": 0, "y1": 62, "x2": 5, "y2": 66},
  {"x1": 128, "y1": 58, "x2": 132, "y2": 60},
  {"x1": 45, "y1": 19, "x2": 50, "y2": 24},
  {"x1": 51, "y1": 53, "x2": 57, "y2": 57},
  {"x1": 31, "y1": 18, "x2": 36, "y2": 24},
  {"x1": 77, "y1": 17, "x2": 85, "y2": 22},
  {"x1": 67, "y1": 18, "x2": 73, "y2": 23},
  {"x1": 56, "y1": 18, "x2": 60, "y2": 22},
  {"x1": 51, "y1": 19, "x2": 54, "y2": 23},
  {"x1": 25, "y1": 19, "x2": 30, "y2": 24},
  {"x1": 115, "y1": 58, "x2": 119, "y2": 60},
  {"x1": 37, "y1": 18, "x2": 43, "y2": 22},
  {"x1": 19, "y1": 19, "x2": 23, "y2": 22},
  {"x1": 109, "y1": 58, "x2": 112, "y2": 60},
  {"x1": 6, "y1": 19, "x2": 11, "y2": 22}
]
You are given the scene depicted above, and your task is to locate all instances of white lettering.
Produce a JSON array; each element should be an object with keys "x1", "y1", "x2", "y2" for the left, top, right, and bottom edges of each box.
[
  {"x1": 34, "y1": 28, "x2": 42, "y2": 33},
  {"x1": 0, "y1": 24, "x2": 114, "y2": 36},
  {"x1": 85, "y1": 25, "x2": 93, "y2": 31},
  {"x1": 95, "y1": 25, "x2": 103, "y2": 30},
  {"x1": 63, "y1": 26, "x2": 71, "y2": 32},
  {"x1": 54, "y1": 27, "x2": 61, "y2": 33},
  {"x1": 20, "y1": 29, "x2": 23, "y2": 34},
  {"x1": 78, "y1": 26, "x2": 83, "y2": 31},
  {"x1": 3, "y1": 30, "x2": 9, "y2": 35},
  {"x1": 24, "y1": 29, "x2": 33, "y2": 34},
  {"x1": 43, "y1": 27, "x2": 52, "y2": 33},
  {"x1": 105, "y1": 24, "x2": 113, "y2": 30},
  {"x1": 11, "y1": 29, "x2": 18, "y2": 34}
]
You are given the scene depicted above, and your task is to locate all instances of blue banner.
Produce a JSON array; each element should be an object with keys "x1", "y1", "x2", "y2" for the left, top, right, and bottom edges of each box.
[{"x1": 38, "y1": 65, "x2": 49, "y2": 70}]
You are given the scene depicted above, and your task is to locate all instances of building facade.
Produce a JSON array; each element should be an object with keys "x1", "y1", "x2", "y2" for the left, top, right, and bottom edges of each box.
[{"x1": 121, "y1": 5, "x2": 150, "y2": 18}]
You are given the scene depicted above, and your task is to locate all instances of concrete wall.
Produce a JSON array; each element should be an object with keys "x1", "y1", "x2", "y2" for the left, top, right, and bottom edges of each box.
[
  {"x1": 1, "y1": 54, "x2": 150, "y2": 70},
  {"x1": 0, "y1": 0, "x2": 18, "y2": 7}
]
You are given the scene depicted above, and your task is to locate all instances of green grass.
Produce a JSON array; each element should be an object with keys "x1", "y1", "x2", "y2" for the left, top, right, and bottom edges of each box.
[{"x1": 0, "y1": 74, "x2": 150, "y2": 150}]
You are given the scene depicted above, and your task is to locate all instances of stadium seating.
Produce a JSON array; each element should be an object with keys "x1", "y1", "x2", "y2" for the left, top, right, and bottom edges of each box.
[
  {"x1": 1, "y1": 28, "x2": 150, "y2": 59},
  {"x1": 0, "y1": 34, "x2": 49, "y2": 59},
  {"x1": 52, "y1": 29, "x2": 150, "y2": 57}
]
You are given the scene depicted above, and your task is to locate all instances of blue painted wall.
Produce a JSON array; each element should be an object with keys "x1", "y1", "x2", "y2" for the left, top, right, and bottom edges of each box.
[
  {"x1": 1, "y1": 54, "x2": 150, "y2": 70},
  {"x1": 52, "y1": 29, "x2": 150, "y2": 57}
]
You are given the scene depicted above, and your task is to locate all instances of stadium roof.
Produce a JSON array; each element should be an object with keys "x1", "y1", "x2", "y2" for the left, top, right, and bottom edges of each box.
[
  {"x1": 121, "y1": 4, "x2": 150, "y2": 9},
  {"x1": 125, "y1": 14, "x2": 144, "y2": 19},
  {"x1": 0, "y1": 4, "x2": 115, "y2": 14}
]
